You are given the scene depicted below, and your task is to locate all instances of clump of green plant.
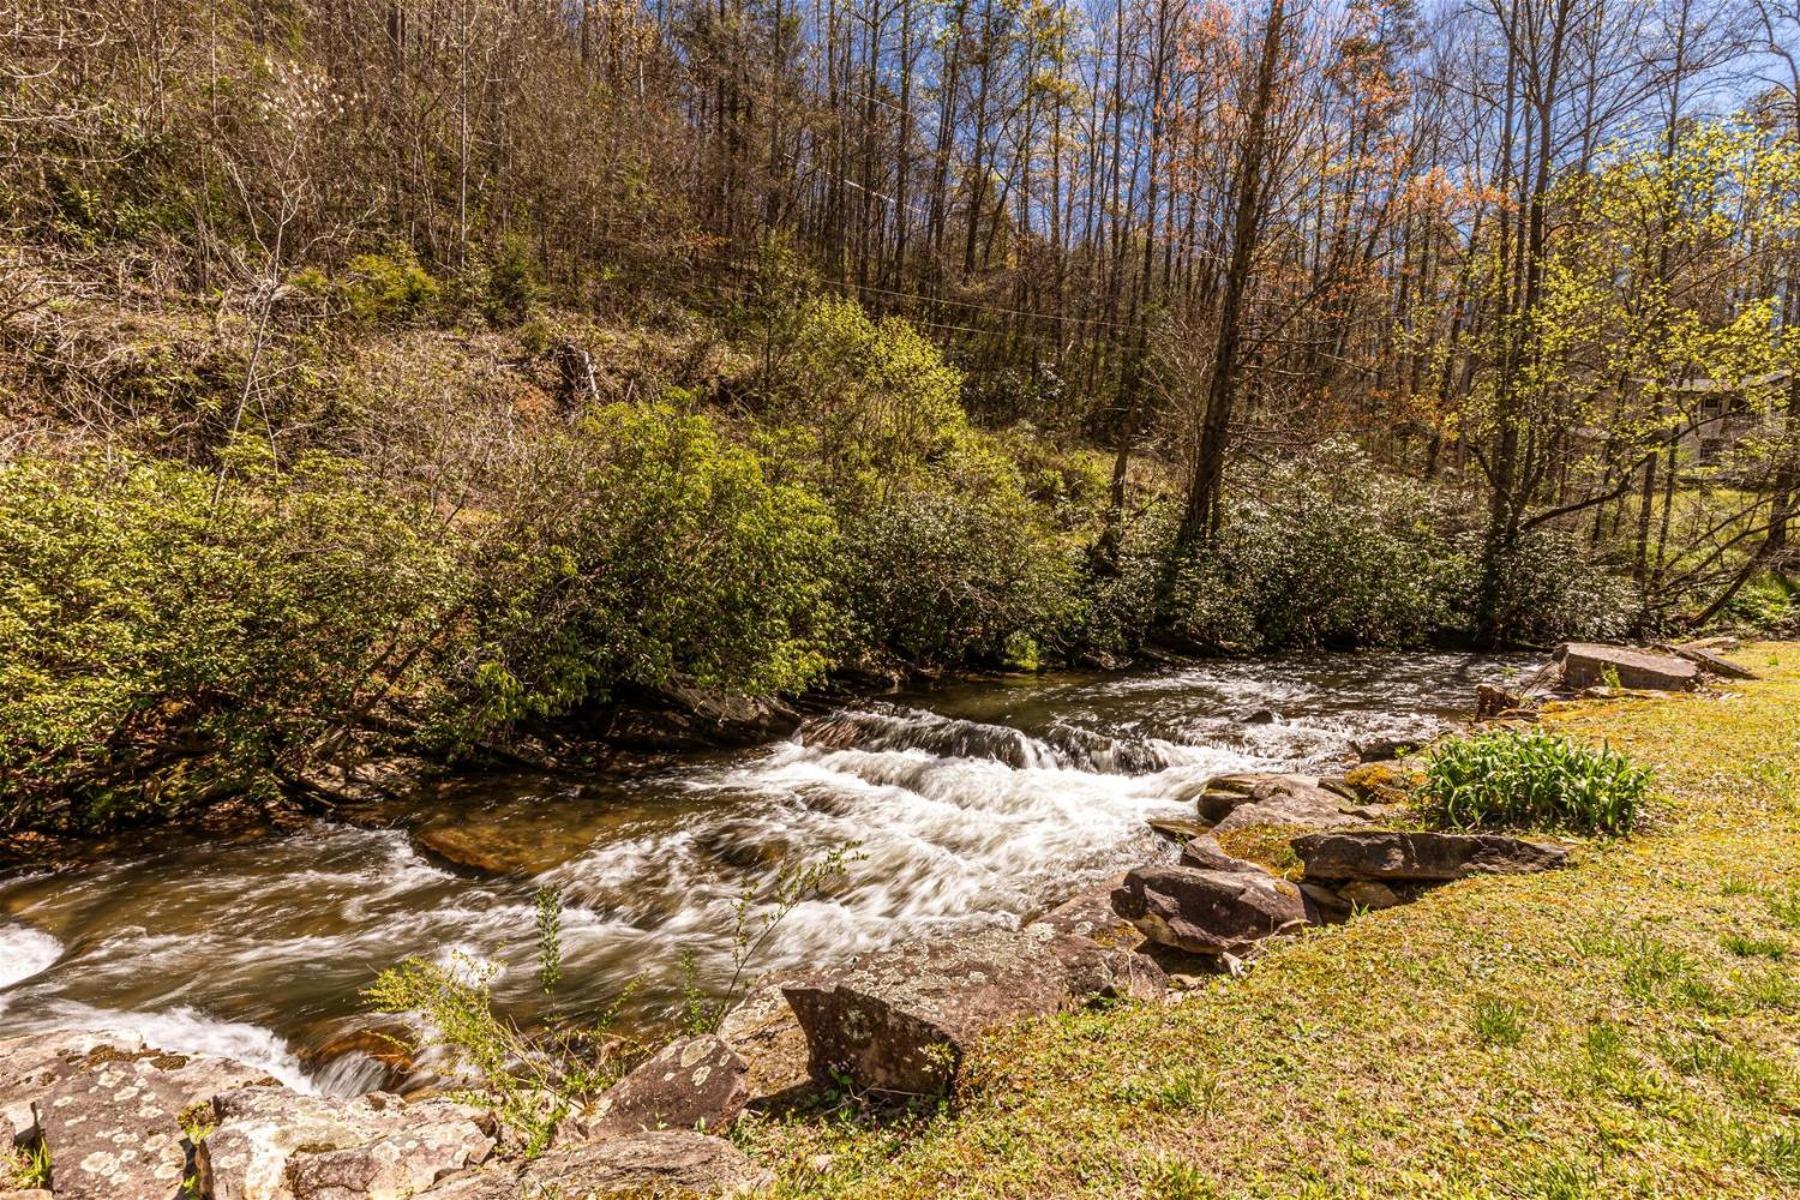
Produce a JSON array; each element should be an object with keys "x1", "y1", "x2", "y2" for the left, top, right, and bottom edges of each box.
[
  {"x1": 1472, "y1": 997, "x2": 1527, "y2": 1047},
  {"x1": 5, "y1": 1141, "x2": 51, "y2": 1190},
  {"x1": 683, "y1": 843, "x2": 861, "y2": 1034},
  {"x1": 535, "y1": 885, "x2": 563, "y2": 994},
  {"x1": 366, "y1": 952, "x2": 627, "y2": 1156},
  {"x1": 1419, "y1": 728, "x2": 1651, "y2": 835}
]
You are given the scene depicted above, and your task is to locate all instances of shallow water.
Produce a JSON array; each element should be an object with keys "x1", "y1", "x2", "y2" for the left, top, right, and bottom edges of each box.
[{"x1": 0, "y1": 651, "x2": 1525, "y2": 1094}]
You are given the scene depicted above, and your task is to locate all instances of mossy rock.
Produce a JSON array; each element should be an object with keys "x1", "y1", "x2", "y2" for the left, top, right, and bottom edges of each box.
[{"x1": 1342, "y1": 755, "x2": 1427, "y2": 805}]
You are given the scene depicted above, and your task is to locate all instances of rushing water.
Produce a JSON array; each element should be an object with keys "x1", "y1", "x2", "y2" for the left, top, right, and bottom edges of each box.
[{"x1": 0, "y1": 652, "x2": 1524, "y2": 1095}]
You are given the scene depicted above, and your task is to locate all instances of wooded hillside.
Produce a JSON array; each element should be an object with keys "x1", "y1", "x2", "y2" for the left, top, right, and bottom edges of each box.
[{"x1": 3, "y1": 0, "x2": 1799, "y2": 829}]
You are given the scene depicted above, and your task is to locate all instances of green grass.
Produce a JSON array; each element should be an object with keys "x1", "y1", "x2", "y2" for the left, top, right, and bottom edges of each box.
[{"x1": 739, "y1": 642, "x2": 1800, "y2": 1198}]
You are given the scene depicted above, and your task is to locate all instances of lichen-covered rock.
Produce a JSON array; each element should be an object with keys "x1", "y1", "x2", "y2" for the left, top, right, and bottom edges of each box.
[
  {"x1": 1557, "y1": 643, "x2": 1697, "y2": 692},
  {"x1": 195, "y1": 1087, "x2": 494, "y2": 1200},
  {"x1": 1340, "y1": 758, "x2": 1426, "y2": 806},
  {"x1": 526, "y1": 1131, "x2": 770, "y2": 1198},
  {"x1": 417, "y1": 1131, "x2": 770, "y2": 1199},
  {"x1": 1028, "y1": 878, "x2": 1147, "y2": 950},
  {"x1": 0, "y1": 1029, "x2": 276, "y2": 1200},
  {"x1": 781, "y1": 926, "x2": 1149, "y2": 1096},
  {"x1": 716, "y1": 977, "x2": 815, "y2": 1105},
  {"x1": 1110, "y1": 866, "x2": 1308, "y2": 956},
  {"x1": 1293, "y1": 831, "x2": 1568, "y2": 882},
  {"x1": 582, "y1": 1035, "x2": 748, "y2": 1138}
]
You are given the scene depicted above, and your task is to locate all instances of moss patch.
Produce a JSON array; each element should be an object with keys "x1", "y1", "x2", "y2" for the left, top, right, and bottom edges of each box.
[{"x1": 739, "y1": 643, "x2": 1800, "y2": 1198}]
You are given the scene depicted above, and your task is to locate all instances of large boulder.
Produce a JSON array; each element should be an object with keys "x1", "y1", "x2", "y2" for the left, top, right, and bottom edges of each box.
[
  {"x1": 195, "y1": 1087, "x2": 494, "y2": 1200},
  {"x1": 418, "y1": 1132, "x2": 770, "y2": 1199},
  {"x1": 781, "y1": 926, "x2": 1156, "y2": 1096},
  {"x1": 1556, "y1": 643, "x2": 1697, "y2": 692},
  {"x1": 1110, "y1": 866, "x2": 1307, "y2": 956},
  {"x1": 1194, "y1": 774, "x2": 1366, "y2": 833},
  {"x1": 1293, "y1": 831, "x2": 1568, "y2": 882},
  {"x1": 581, "y1": 1035, "x2": 748, "y2": 1138},
  {"x1": 0, "y1": 1030, "x2": 276, "y2": 1200}
]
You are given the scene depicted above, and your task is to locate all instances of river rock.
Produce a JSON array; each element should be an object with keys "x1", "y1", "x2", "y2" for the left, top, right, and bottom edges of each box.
[
  {"x1": 1197, "y1": 774, "x2": 1364, "y2": 833},
  {"x1": 1293, "y1": 831, "x2": 1568, "y2": 882},
  {"x1": 781, "y1": 926, "x2": 1154, "y2": 1096},
  {"x1": 1178, "y1": 836, "x2": 1266, "y2": 874},
  {"x1": 1028, "y1": 878, "x2": 1148, "y2": 950},
  {"x1": 717, "y1": 977, "x2": 815, "y2": 1105},
  {"x1": 195, "y1": 1087, "x2": 494, "y2": 1200},
  {"x1": 1110, "y1": 866, "x2": 1307, "y2": 956},
  {"x1": 1665, "y1": 641, "x2": 1759, "y2": 680},
  {"x1": 1556, "y1": 643, "x2": 1697, "y2": 692},
  {"x1": 417, "y1": 1131, "x2": 770, "y2": 1199},
  {"x1": 581, "y1": 1035, "x2": 748, "y2": 1138},
  {"x1": 0, "y1": 1029, "x2": 277, "y2": 1200}
]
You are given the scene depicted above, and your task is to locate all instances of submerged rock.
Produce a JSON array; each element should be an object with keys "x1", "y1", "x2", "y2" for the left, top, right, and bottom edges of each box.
[
  {"x1": 1110, "y1": 865, "x2": 1307, "y2": 956},
  {"x1": 1556, "y1": 643, "x2": 1697, "y2": 692},
  {"x1": 1293, "y1": 831, "x2": 1568, "y2": 882},
  {"x1": 581, "y1": 1035, "x2": 749, "y2": 1139},
  {"x1": 0, "y1": 1029, "x2": 276, "y2": 1200},
  {"x1": 781, "y1": 926, "x2": 1157, "y2": 1096},
  {"x1": 196, "y1": 1087, "x2": 494, "y2": 1200}
]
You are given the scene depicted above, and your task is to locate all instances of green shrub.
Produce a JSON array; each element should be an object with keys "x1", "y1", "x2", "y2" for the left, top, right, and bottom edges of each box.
[
  {"x1": 439, "y1": 401, "x2": 839, "y2": 741},
  {"x1": 1420, "y1": 728, "x2": 1651, "y2": 835},
  {"x1": 1165, "y1": 440, "x2": 1462, "y2": 651},
  {"x1": 838, "y1": 476, "x2": 1078, "y2": 669},
  {"x1": 0, "y1": 449, "x2": 461, "y2": 830},
  {"x1": 1454, "y1": 527, "x2": 1636, "y2": 646}
]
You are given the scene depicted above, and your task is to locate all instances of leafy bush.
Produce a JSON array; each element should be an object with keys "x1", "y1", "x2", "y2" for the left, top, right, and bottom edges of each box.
[
  {"x1": 764, "y1": 295, "x2": 968, "y2": 492},
  {"x1": 0, "y1": 449, "x2": 461, "y2": 830},
  {"x1": 1166, "y1": 441, "x2": 1462, "y2": 651},
  {"x1": 1452, "y1": 527, "x2": 1636, "y2": 646},
  {"x1": 1420, "y1": 728, "x2": 1651, "y2": 835},
  {"x1": 439, "y1": 401, "x2": 840, "y2": 740}
]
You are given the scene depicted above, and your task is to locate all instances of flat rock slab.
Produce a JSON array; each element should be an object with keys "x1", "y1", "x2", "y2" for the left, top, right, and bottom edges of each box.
[
  {"x1": 1178, "y1": 836, "x2": 1267, "y2": 875},
  {"x1": 1293, "y1": 831, "x2": 1568, "y2": 882},
  {"x1": 418, "y1": 1131, "x2": 771, "y2": 1199},
  {"x1": 782, "y1": 926, "x2": 1154, "y2": 1096},
  {"x1": 0, "y1": 1029, "x2": 277, "y2": 1200},
  {"x1": 1111, "y1": 866, "x2": 1307, "y2": 956},
  {"x1": 1557, "y1": 643, "x2": 1697, "y2": 692},
  {"x1": 582, "y1": 1035, "x2": 748, "y2": 1138},
  {"x1": 196, "y1": 1087, "x2": 494, "y2": 1200},
  {"x1": 1195, "y1": 774, "x2": 1366, "y2": 833},
  {"x1": 1666, "y1": 642, "x2": 1759, "y2": 680}
]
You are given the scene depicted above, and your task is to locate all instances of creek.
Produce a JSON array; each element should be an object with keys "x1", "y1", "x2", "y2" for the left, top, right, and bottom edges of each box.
[{"x1": 0, "y1": 652, "x2": 1524, "y2": 1095}]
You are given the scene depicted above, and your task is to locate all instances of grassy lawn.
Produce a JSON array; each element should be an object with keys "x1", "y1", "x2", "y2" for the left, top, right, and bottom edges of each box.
[{"x1": 741, "y1": 644, "x2": 1800, "y2": 1199}]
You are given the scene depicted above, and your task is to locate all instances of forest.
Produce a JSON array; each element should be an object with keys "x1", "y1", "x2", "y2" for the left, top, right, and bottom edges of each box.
[{"x1": 3, "y1": 0, "x2": 1800, "y2": 831}]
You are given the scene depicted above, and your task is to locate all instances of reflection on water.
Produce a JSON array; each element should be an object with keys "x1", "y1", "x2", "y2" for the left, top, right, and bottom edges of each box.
[{"x1": 0, "y1": 651, "x2": 1524, "y2": 1093}]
